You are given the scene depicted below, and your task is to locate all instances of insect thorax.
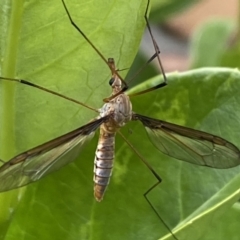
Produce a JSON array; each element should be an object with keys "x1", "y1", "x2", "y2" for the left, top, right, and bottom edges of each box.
[{"x1": 99, "y1": 93, "x2": 132, "y2": 132}]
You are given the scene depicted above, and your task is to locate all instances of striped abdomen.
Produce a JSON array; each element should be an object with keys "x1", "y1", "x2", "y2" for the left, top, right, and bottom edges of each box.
[
  {"x1": 94, "y1": 126, "x2": 115, "y2": 201},
  {"x1": 94, "y1": 81, "x2": 132, "y2": 201}
]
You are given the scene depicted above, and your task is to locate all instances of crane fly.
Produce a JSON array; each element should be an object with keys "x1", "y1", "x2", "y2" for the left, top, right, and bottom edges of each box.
[{"x1": 0, "y1": 0, "x2": 240, "y2": 239}]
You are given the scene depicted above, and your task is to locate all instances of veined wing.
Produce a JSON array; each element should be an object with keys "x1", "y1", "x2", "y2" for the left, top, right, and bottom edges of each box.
[
  {"x1": 0, "y1": 117, "x2": 107, "y2": 192},
  {"x1": 133, "y1": 113, "x2": 240, "y2": 169}
]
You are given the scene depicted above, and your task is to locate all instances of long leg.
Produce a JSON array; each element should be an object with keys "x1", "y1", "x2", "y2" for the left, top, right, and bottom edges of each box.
[
  {"x1": 126, "y1": 51, "x2": 160, "y2": 85},
  {"x1": 62, "y1": 0, "x2": 166, "y2": 101},
  {"x1": 128, "y1": 0, "x2": 167, "y2": 97},
  {"x1": 0, "y1": 76, "x2": 98, "y2": 113},
  {"x1": 61, "y1": 0, "x2": 128, "y2": 98},
  {"x1": 118, "y1": 131, "x2": 178, "y2": 240}
]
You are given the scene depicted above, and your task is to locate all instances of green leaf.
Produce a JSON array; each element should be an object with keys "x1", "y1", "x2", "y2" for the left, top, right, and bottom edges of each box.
[
  {"x1": 190, "y1": 19, "x2": 235, "y2": 68},
  {"x1": 0, "y1": 0, "x2": 147, "y2": 239},
  {"x1": 189, "y1": 18, "x2": 240, "y2": 71},
  {"x1": 129, "y1": 68, "x2": 240, "y2": 239}
]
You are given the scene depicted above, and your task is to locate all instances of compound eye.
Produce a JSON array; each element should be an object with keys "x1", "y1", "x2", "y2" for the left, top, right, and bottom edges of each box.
[{"x1": 109, "y1": 78, "x2": 114, "y2": 86}]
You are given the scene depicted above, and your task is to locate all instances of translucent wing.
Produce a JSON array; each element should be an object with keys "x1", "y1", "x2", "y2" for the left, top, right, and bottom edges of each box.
[
  {"x1": 133, "y1": 113, "x2": 240, "y2": 169},
  {"x1": 0, "y1": 117, "x2": 107, "y2": 191}
]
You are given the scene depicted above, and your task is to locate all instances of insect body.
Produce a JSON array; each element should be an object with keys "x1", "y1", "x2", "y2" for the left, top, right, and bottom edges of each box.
[
  {"x1": 94, "y1": 58, "x2": 132, "y2": 201},
  {"x1": 0, "y1": 59, "x2": 239, "y2": 200}
]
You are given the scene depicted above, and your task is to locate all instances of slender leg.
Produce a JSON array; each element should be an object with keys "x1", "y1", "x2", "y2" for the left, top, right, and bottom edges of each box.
[
  {"x1": 61, "y1": 0, "x2": 128, "y2": 96},
  {"x1": 0, "y1": 76, "x2": 98, "y2": 112},
  {"x1": 128, "y1": 0, "x2": 167, "y2": 97},
  {"x1": 127, "y1": 51, "x2": 160, "y2": 85},
  {"x1": 118, "y1": 130, "x2": 178, "y2": 240}
]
